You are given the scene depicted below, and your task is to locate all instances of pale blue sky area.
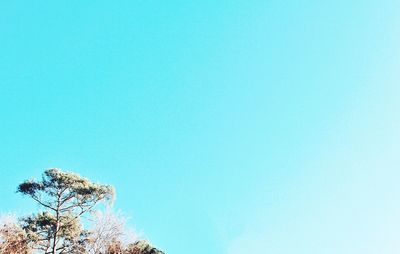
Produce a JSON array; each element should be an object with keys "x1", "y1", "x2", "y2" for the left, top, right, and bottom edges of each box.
[{"x1": 1, "y1": 1, "x2": 400, "y2": 254}]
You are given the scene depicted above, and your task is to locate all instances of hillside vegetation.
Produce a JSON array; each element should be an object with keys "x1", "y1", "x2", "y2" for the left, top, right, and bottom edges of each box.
[{"x1": 0, "y1": 168, "x2": 165, "y2": 254}]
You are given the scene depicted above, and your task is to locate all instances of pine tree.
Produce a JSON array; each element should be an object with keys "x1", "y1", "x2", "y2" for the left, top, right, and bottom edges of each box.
[{"x1": 17, "y1": 168, "x2": 114, "y2": 254}]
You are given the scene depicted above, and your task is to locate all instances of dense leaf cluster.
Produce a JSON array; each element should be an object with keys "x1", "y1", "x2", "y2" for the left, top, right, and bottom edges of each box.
[{"x1": 105, "y1": 240, "x2": 165, "y2": 254}]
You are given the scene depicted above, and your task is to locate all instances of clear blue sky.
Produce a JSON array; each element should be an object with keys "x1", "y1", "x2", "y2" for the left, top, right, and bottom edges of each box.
[{"x1": 1, "y1": 1, "x2": 400, "y2": 253}]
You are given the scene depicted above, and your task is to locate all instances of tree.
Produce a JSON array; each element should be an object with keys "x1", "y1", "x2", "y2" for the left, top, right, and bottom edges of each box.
[
  {"x1": 17, "y1": 168, "x2": 114, "y2": 254},
  {"x1": 103, "y1": 240, "x2": 165, "y2": 254},
  {"x1": 0, "y1": 215, "x2": 30, "y2": 254},
  {"x1": 125, "y1": 240, "x2": 165, "y2": 254},
  {"x1": 86, "y1": 209, "x2": 136, "y2": 254}
]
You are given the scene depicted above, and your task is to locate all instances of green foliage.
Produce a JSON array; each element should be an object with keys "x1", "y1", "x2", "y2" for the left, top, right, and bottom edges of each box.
[
  {"x1": 126, "y1": 240, "x2": 165, "y2": 254},
  {"x1": 17, "y1": 168, "x2": 114, "y2": 254},
  {"x1": 105, "y1": 240, "x2": 165, "y2": 254},
  {"x1": 20, "y1": 212, "x2": 81, "y2": 242},
  {"x1": 17, "y1": 168, "x2": 114, "y2": 212}
]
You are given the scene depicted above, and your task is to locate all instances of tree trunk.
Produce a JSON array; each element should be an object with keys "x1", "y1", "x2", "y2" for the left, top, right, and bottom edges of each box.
[
  {"x1": 52, "y1": 216, "x2": 59, "y2": 254},
  {"x1": 52, "y1": 195, "x2": 61, "y2": 254}
]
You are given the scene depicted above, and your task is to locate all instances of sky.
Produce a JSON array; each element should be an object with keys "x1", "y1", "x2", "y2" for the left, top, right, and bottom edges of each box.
[{"x1": 1, "y1": 1, "x2": 400, "y2": 253}]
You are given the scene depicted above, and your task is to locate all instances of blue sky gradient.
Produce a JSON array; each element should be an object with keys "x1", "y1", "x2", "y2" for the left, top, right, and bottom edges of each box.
[{"x1": 1, "y1": 1, "x2": 400, "y2": 253}]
